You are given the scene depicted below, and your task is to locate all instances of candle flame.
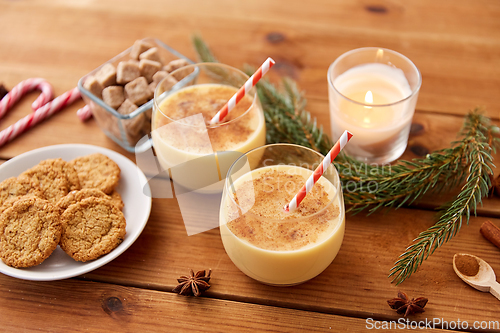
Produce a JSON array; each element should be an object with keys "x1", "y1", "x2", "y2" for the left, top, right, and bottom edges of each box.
[
  {"x1": 376, "y1": 48, "x2": 384, "y2": 62},
  {"x1": 363, "y1": 90, "x2": 373, "y2": 123},
  {"x1": 365, "y1": 90, "x2": 373, "y2": 104}
]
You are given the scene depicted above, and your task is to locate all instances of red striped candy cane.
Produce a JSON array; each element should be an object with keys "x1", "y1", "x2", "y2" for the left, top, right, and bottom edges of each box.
[
  {"x1": 284, "y1": 130, "x2": 353, "y2": 212},
  {"x1": 0, "y1": 78, "x2": 53, "y2": 119},
  {"x1": 76, "y1": 105, "x2": 93, "y2": 122},
  {"x1": 0, "y1": 87, "x2": 81, "y2": 147},
  {"x1": 210, "y1": 57, "x2": 275, "y2": 125}
]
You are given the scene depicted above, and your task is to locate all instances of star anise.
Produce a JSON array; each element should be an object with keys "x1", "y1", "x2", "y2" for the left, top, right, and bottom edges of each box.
[
  {"x1": 173, "y1": 269, "x2": 211, "y2": 297},
  {"x1": 488, "y1": 174, "x2": 500, "y2": 198},
  {"x1": 387, "y1": 291, "x2": 428, "y2": 317}
]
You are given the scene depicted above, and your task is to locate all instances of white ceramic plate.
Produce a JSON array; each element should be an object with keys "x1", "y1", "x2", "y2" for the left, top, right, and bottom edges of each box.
[{"x1": 0, "y1": 144, "x2": 152, "y2": 281}]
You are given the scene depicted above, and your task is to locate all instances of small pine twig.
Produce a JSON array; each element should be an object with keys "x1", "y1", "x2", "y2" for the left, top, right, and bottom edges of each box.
[
  {"x1": 192, "y1": 34, "x2": 218, "y2": 63},
  {"x1": 191, "y1": 35, "x2": 499, "y2": 285},
  {"x1": 389, "y1": 111, "x2": 498, "y2": 284}
]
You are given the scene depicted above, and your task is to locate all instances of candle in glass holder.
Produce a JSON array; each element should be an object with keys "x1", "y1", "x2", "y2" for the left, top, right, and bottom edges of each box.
[{"x1": 328, "y1": 48, "x2": 421, "y2": 164}]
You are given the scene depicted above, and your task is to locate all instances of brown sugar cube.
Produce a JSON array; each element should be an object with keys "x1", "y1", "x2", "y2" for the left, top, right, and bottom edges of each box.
[
  {"x1": 148, "y1": 82, "x2": 157, "y2": 96},
  {"x1": 140, "y1": 59, "x2": 162, "y2": 83},
  {"x1": 95, "y1": 63, "x2": 117, "y2": 87},
  {"x1": 163, "y1": 75, "x2": 179, "y2": 89},
  {"x1": 116, "y1": 60, "x2": 141, "y2": 85},
  {"x1": 163, "y1": 59, "x2": 190, "y2": 73},
  {"x1": 149, "y1": 74, "x2": 178, "y2": 96},
  {"x1": 143, "y1": 109, "x2": 153, "y2": 122},
  {"x1": 141, "y1": 117, "x2": 152, "y2": 137},
  {"x1": 91, "y1": 102, "x2": 121, "y2": 140},
  {"x1": 125, "y1": 113, "x2": 146, "y2": 138},
  {"x1": 117, "y1": 98, "x2": 138, "y2": 115},
  {"x1": 125, "y1": 118, "x2": 146, "y2": 145},
  {"x1": 152, "y1": 70, "x2": 169, "y2": 84},
  {"x1": 117, "y1": 100, "x2": 146, "y2": 145},
  {"x1": 130, "y1": 40, "x2": 154, "y2": 60},
  {"x1": 83, "y1": 76, "x2": 104, "y2": 98},
  {"x1": 139, "y1": 47, "x2": 162, "y2": 63},
  {"x1": 124, "y1": 77, "x2": 151, "y2": 105},
  {"x1": 102, "y1": 86, "x2": 125, "y2": 109}
]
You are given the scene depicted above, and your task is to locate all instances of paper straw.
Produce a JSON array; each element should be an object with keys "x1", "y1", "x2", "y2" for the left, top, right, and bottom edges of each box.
[
  {"x1": 0, "y1": 87, "x2": 81, "y2": 147},
  {"x1": 0, "y1": 78, "x2": 54, "y2": 119},
  {"x1": 209, "y1": 57, "x2": 275, "y2": 125},
  {"x1": 76, "y1": 105, "x2": 93, "y2": 122},
  {"x1": 284, "y1": 130, "x2": 353, "y2": 212}
]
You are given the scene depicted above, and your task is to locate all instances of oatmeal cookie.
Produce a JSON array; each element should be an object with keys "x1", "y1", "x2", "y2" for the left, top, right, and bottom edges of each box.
[
  {"x1": 0, "y1": 176, "x2": 44, "y2": 213},
  {"x1": 0, "y1": 197, "x2": 62, "y2": 268},
  {"x1": 38, "y1": 158, "x2": 81, "y2": 191},
  {"x1": 68, "y1": 153, "x2": 120, "y2": 194},
  {"x1": 109, "y1": 190, "x2": 124, "y2": 211},
  {"x1": 57, "y1": 188, "x2": 124, "y2": 211},
  {"x1": 20, "y1": 160, "x2": 70, "y2": 203},
  {"x1": 60, "y1": 197, "x2": 126, "y2": 262}
]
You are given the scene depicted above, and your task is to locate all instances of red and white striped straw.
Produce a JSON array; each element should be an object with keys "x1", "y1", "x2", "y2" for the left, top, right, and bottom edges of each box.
[
  {"x1": 0, "y1": 78, "x2": 53, "y2": 119},
  {"x1": 284, "y1": 130, "x2": 353, "y2": 212},
  {"x1": 76, "y1": 105, "x2": 93, "y2": 122},
  {"x1": 209, "y1": 57, "x2": 275, "y2": 125},
  {"x1": 0, "y1": 87, "x2": 81, "y2": 147}
]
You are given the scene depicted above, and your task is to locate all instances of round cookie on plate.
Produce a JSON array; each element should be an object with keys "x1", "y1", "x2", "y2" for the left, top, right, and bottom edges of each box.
[
  {"x1": 60, "y1": 197, "x2": 126, "y2": 262},
  {"x1": 57, "y1": 188, "x2": 124, "y2": 212},
  {"x1": 20, "y1": 159, "x2": 72, "y2": 204},
  {"x1": 0, "y1": 197, "x2": 62, "y2": 268},
  {"x1": 0, "y1": 175, "x2": 44, "y2": 213},
  {"x1": 37, "y1": 158, "x2": 81, "y2": 191},
  {"x1": 68, "y1": 153, "x2": 120, "y2": 194}
]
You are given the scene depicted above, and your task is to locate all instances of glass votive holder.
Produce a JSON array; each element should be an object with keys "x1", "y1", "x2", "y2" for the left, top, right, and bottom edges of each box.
[{"x1": 327, "y1": 47, "x2": 422, "y2": 164}]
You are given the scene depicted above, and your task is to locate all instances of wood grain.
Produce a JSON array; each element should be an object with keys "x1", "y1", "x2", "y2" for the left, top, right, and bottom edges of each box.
[
  {"x1": 78, "y1": 198, "x2": 500, "y2": 324},
  {"x1": 0, "y1": 0, "x2": 499, "y2": 119},
  {"x1": 1, "y1": 0, "x2": 500, "y2": 331},
  {"x1": 2, "y1": 276, "x2": 438, "y2": 332}
]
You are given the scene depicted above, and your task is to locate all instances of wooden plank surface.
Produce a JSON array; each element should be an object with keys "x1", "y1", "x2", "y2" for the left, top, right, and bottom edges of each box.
[
  {"x1": 3, "y1": 276, "x2": 434, "y2": 333},
  {"x1": 0, "y1": 0, "x2": 499, "y2": 118},
  {"x1": 77, "y1": 198, "x2": 500, "y2": 324}
]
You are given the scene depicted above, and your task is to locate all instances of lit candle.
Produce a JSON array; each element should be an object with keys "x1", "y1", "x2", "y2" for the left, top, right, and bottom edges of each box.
[{"x1": 328, "y1": 48, "x2": 421, "y2": 164}]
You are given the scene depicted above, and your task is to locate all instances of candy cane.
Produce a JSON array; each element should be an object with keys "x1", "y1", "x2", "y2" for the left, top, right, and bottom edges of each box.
[
  {"x1": 76, "y1": 105, "x2": 93, "y2": 122},
  {"x1": 0, "y1": 78, "x2": 53, "y2": 119},
  {"x1": 0, "y1": 87, "x2": 81, "y2": 147}
]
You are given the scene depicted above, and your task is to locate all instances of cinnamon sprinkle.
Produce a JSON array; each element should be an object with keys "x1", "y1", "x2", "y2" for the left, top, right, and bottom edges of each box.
[{"x1": 455, "y1": 254, "x2": 479, "y2": 277}]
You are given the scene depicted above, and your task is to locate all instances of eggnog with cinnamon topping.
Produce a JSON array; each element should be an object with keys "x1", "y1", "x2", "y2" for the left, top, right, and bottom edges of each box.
[
  {"x1": 152, "y1": 63, "x2": 266, "y2": 184},
  {"x1": 219, "y1": 145, "x2": 345, "y2": 285}
]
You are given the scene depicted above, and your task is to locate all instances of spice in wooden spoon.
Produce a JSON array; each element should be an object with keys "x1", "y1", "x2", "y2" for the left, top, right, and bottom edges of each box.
[{"x1": 453, "y1": 253, "x2": 500, "y2": 301}]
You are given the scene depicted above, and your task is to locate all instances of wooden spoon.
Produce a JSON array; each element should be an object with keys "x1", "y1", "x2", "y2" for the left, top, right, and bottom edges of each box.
[{"x1": 453, "y1": 253, "x2": 500, "y2": 301}]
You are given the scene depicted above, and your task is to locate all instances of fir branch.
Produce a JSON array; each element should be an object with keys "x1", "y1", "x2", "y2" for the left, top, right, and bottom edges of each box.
[
  {"x1": 339, "y1": 113, "x2": 485, "y2": 214},
  {"x1": 191, "y1": 35, "x2": 499, "y2": 284},
  {"x1": 192, "y1": 34, "x2": 218, "y2": 63},
  {"x1": 251, "y1": 76, "x2": 332, "y2": 154},
  {"x1": 389, "y1": 112, "x2": 498, "y2": 284}
]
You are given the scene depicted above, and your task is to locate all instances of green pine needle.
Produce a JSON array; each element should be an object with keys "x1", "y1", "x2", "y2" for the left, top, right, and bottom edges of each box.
[
  {"x1": 389, "y1": 112, "x2": 498, "y2": 284},
  {"x1": 192, "y1": 35, "x2": 500, "y2": 285}
]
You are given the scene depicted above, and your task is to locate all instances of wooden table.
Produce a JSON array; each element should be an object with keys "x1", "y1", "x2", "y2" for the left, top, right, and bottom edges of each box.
[{"x1": 1, "y1": 1, "x2": 500, "y2": 331}]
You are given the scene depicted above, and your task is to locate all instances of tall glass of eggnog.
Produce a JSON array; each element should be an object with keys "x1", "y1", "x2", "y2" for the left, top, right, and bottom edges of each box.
[
  {"x1": 219, "y1": 144, "x2": 345, "y2": 286},
  {"x1": 152, "y1": 63, "x2": 266, "y2": 192}
]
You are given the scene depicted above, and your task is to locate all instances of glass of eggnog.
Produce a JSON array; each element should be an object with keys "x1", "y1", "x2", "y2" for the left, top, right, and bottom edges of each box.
[
  {"x1": 219, "y1": 144, "x2": 345, "y2": 286},
  {"x1": 152, "y1": 63, "x2": 266, "y2": 192}
]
